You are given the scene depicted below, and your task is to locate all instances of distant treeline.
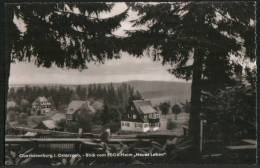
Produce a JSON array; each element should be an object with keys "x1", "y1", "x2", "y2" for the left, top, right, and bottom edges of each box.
[{"x1": 8, "y1": 83, "x2": 142, "y2": 110}]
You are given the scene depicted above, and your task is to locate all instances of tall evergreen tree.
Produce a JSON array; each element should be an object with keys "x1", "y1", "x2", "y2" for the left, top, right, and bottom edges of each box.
[
  {"x1": 7, "y1": 3, "x2": 128, "y2": 69},
  {"x1": 124, "y1": 2, "x2": 255, "y2": 157}
]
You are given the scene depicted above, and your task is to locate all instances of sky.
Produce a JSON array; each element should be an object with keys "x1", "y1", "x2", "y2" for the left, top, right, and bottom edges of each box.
[
  {"x1": 9, "y1": 53, "x2": 187, "y2": 85},
  {"x1": 9, "y1": 3, "x2": 187, "y2": 85}
]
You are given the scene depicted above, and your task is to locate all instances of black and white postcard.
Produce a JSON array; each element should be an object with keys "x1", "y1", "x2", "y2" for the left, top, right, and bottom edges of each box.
[{"x1": 1, "y1": 1, "x2": 257, "y2": 167}]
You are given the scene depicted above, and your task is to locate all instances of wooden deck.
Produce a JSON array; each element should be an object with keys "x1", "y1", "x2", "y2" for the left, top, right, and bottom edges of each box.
[
  {"x1": 225, "y1": 145, "x2": 256, "y2": 150},
  {"x1": 225, "y1": 139, "x2": 256, "y2": 151},
  {"x1": 5, "y1": 137, "x2": 152, "y2": 144}
]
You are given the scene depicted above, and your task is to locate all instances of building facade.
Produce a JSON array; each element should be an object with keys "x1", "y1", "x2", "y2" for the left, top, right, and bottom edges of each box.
[
  {"x1": 66, "y1": 100, "x2": 95, "y2": 124},
  {"x1": 31, "y1": 97, "x2": 52, "y2": 115},
  {"x1": 121, "y1": 99, "x2": 160, "y2": 132}
]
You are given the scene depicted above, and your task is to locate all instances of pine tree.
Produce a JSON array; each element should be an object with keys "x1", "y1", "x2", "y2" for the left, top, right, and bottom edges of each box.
[
  {"x1": 171, "y1": 104, "x2": 182, "y2": 120},
  {"x1": 7, "y1": 3, "x2": 128, "y2": 69},
  {"x1": 159, "y1": 102, "x2": 170, "y2": 115},
  {"x1": 125, "y1": 2, "x2": 255, "y2": 157}
]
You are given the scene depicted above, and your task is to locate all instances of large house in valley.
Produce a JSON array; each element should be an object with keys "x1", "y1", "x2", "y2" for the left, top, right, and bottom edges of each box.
[
  {"x1": 121, "y1": 99, "x2": 160, "y2": 132},
  {"x1": 66, "y1": 100, "x2": 95, "y2": 123},
  {"x1": 31, "y1": 97, "x2": 52, "y2": 115}
]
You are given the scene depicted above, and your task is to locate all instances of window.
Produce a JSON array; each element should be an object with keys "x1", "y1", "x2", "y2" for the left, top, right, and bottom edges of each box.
[
  {"x1": 125, "y1": 122, "x2": 130, "y2": 127},
  {"x1": 122, "y1": 122, "x2": 131, "y2": 127},
  {"x1": 135, "y1": 123, "x2": 142, "y2": 128},
  {"x1": 143, "y1": 123, "x2": 149, "y2": 128},
  {"x1": 144, "y1": 115, "x2": 147, "y2": 120},
  {"x1": 133, "y1": 114, "x2": 136, "y2": 119},
  {"x1": 155, "y1": 122, "x2": 160, "y2": 127},
  {"x1": 67, "y1": 114, "x2": 72, "y2": 120},
  {"x1": 149, "y1": 114, "x2": 154, "y2": 119},
  {"x1": 150, "y1": 123, "x2": 156, "y2": 127}
]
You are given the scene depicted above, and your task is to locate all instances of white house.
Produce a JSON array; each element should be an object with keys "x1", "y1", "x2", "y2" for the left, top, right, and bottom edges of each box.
[
  {"x1": 121, "y1": 99, "x2": 160, "y2": 132},
  {"x1": 31, "y1": 97, "x2": 52, "y2": 115}
]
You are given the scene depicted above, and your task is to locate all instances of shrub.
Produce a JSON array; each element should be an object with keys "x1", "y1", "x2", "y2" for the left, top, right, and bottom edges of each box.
[{"x1": 167, "y1": 119, "x2": 177, "y2": 130}]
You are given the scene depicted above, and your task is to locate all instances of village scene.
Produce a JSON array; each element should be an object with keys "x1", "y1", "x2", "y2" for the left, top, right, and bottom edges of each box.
[
  {"x1": 4, "y1": 2, "x2": 256, "y2": 166},
  {"x1": 6, "y1": 83, "x2": 190, "y2": 135},
  {"x1": 6, "y1": 82, "x2": 192, "y2": 165}
]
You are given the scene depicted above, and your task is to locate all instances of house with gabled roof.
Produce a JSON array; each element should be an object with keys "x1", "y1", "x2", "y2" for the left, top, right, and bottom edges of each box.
[
  {"x1": 36, "y1": 120, "x2": 58, "y2": 130},
  {"x1": 31, "y1": 96, "x2": 52, "y2": 115},
  {"x1": 66, "y1": 100, "x2": 95, "y2": 124},
  {"x1": 51, "y1": 113, "x2": 66, "y2": 122},
  {"x1": 121, "y1": 99, "x2": 160, "y2": 132}
]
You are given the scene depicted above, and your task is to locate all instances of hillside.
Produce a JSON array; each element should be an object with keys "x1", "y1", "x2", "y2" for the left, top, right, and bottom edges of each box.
[
  {"x1": 125, "y1": 80, "x2": 191, "y2": 105},
  {"x1": 9, "y1": 80, "x2": 191, "y2": 105}
]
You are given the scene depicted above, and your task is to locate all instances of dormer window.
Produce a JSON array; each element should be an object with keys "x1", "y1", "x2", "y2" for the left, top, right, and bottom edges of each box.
[{"x1": 133, "y1": 114, "x2": 136, "y2": 119}]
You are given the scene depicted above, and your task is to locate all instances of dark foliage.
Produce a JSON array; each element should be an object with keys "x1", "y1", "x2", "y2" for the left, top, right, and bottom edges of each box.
[
  {"x1": 7, "y1": 3, "x2": 128, "y2": 69},
  {"x1": 159, "y1": 102, "x2": 170, "y2": 115},
  {"x1": 171, "y1": 104, "x2": 182, "y2": 115},
  {"x1": 8, "y1": 86, "x2": 74, "y2": 109},
  {"x1": 167, "y1": 119, "x2": 177, "y2": 130},
  {"x1": 125, "y1": 2, "x2": 255, "y2": 89},
  {"x1": 180, "y1": 100, "x2": 190, "y2": 113},
  {"x1": 123, "y1": 2, "x2": 256, "y2": 156},
  {"x1": 201, "y1": 83, "x2": 256, "y2": 143}
]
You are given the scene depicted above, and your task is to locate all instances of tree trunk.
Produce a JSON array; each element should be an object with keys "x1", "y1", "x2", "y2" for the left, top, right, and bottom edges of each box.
[
  {"x1": 0, "y1": 7, "x2": 13, "y2": 165},
  {"x1": 188, "y1": 48, "x2": 203, "y2": 161}
]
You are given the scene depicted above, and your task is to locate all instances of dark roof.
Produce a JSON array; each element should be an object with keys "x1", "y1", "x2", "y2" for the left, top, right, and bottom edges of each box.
[
  {"x1": 51, "y1": 113, "x2": 66, "y2": 122},
  {"x1": 67, "y1": 100, "x2": 86, "y2": 114},
  {"x1": 133, "y1": 100, "x2": 157, "y2": 114},
  {"x1": 91, "y1": 101, "x2": 104, "y2": 110},
  {"x1": 32, "y1": 96, "x2": 51, "y2": 105},
  {"x1": 42, "y1": 120, "x2": 57, "y2": 129},
  {"x1": 67, "y1": 100, "x2": 95, "y2": 115},
  {"x1": 38, "y1": 97, "x2": 48, "y2": 102}
]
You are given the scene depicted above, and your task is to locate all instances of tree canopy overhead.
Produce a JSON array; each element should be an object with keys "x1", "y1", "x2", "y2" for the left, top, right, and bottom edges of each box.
[
  {"x1": 7, "y1": 3, "x2": 128, "y2": 69},
  {"x1": 124, "y1": 2, "x2": 255, "y2": 89},
  {"x1": 123, "y1": 2, "x2": 256, "y2": 156}
]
